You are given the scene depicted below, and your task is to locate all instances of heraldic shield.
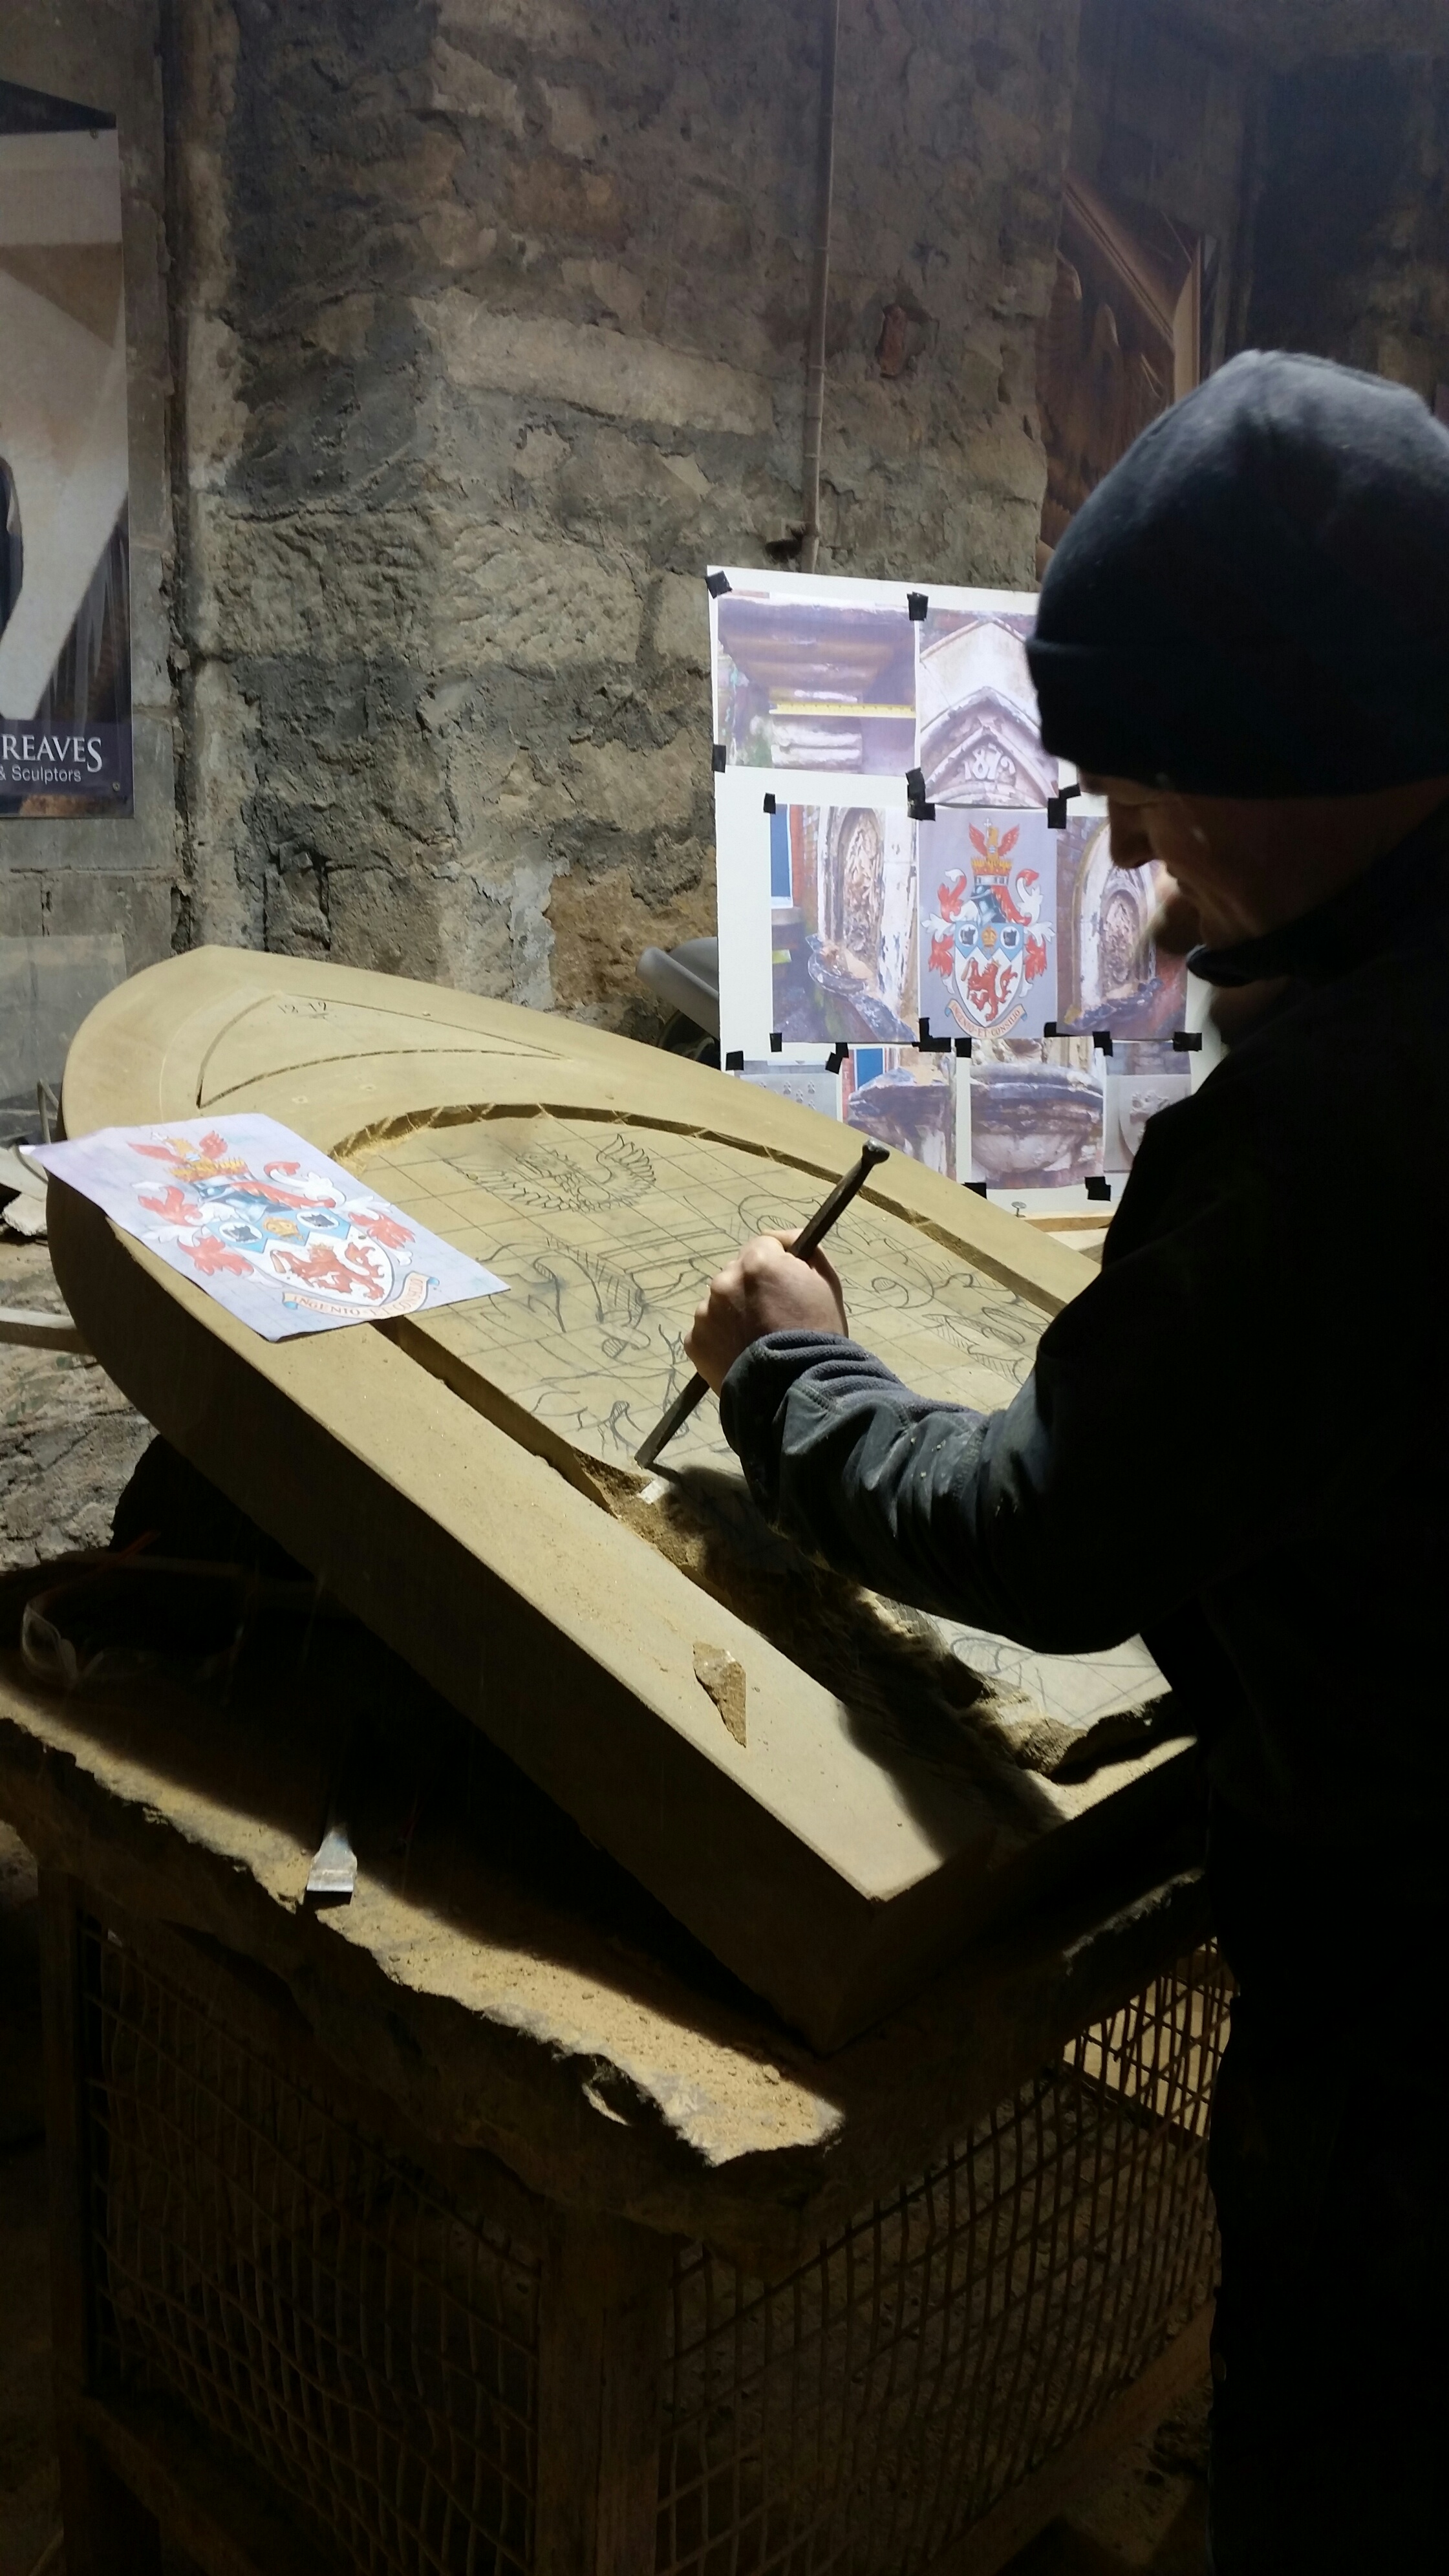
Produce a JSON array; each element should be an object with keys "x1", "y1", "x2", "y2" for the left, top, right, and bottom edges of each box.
[{"x1": 922, "y1": 820, "x2": 1055, "y2": 1037}]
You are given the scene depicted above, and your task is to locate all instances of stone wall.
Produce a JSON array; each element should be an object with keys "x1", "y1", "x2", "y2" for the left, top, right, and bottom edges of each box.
[
  {"x1": 0, "y1": 0, "x2": 179, "y2": 986},
  {"x1": 7, "y1": 0, "x2": 1449, "y2": 1061},
  {"x1": 0, "y1": 1242, "x2": 150, "y2": 1570},
  {"x1": 171, "y1": 0, "x2": 1079, "y2": 1033}
]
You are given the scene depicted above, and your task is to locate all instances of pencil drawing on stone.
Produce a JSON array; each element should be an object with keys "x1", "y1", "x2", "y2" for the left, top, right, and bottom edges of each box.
[{"x1": 355, "y1": 1110, "x2": 1042, "y2": 1470}]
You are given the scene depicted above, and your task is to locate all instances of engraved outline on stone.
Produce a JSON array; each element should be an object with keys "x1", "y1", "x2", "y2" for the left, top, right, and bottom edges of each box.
[{"x1": 461, "y1": 1130, "x2": 657, "y2": 1214}]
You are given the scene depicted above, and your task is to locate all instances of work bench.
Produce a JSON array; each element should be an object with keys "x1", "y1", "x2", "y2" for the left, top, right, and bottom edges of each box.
[{"x1": 0, "y1": 1560, "x2": 1223, "y2": 2576}]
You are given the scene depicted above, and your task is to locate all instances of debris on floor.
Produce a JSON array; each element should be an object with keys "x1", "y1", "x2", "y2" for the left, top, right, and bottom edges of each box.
[
  {"x1": 0, "y1": 1150, "x2": 47, "y2": 1246},
  {"x1": 1004, "y1": 2379, "x2": 1210, "y2": 2570}
]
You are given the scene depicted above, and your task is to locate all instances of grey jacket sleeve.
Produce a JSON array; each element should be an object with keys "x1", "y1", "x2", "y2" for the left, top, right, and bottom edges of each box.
[
  {"x1": 718, "y1": 1055, "x2": 1355, "y2": 1657},
  {"x1": 719, "y1": 1330, "x2": 1134, "y2": 1651}
]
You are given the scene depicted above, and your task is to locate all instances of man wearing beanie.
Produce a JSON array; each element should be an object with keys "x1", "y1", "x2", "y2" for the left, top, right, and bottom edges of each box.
[{"x1": 687, "y1": 352, "x2": 1449, "y2": 2571}]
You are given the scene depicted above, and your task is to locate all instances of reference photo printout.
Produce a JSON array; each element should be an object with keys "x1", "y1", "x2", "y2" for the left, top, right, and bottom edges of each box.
[{"x1": 708, "y1": 564, "x2": 1197, "y2": 1207}]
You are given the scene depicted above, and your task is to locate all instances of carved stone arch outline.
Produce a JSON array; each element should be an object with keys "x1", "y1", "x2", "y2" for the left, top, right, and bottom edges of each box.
[
  {"x1": 917, "y1": 614, "x2": 1057, "y2": 806},
  {"x1": 822, "y1": 806, "x2": 884, "y2": 965},
  {"x1": 1070, "y1": 817, "x2": 1157, "y2": 1017},
  {"x1": 919, "y1": 692, "x2": 1057, "y2": 808}
]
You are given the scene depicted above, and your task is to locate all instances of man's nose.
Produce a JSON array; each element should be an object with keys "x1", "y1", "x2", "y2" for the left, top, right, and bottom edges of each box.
[{"x1": 1106, "y1": 810, "x2": 1153, "y2": 864}]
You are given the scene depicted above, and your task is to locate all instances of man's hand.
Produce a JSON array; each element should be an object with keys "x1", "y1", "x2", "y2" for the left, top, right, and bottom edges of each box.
[{"x1": 684, "y1": 1230, "x2": 848, "y2": 1394}]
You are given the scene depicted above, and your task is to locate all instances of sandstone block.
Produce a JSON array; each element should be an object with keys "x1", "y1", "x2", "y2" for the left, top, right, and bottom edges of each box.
[
  {"x1": 436, "y1": 525, "x2": 643, "y2": 670},
  {"x1": 193, "y1": 499, "x2": 433, "y2": 660},
  {"x1": 508, "y1": 152, "x2": 628, "y2": 250},
  {"x1": 427, "y1": 40, "x2": 526, "y2": 129},
  {"x1": 347, "y1": 126, "x2": 462, "y2": 219},
  {"x1": 449, "y1": 736, "x2": 576, "y2": 848},
  {"x1": 418, "y1": 294, "x2": 774, "y2": 436},
  {"x1": 418, "y1": 203, "x2": 500, "y2": 270},
  {"x1": 512, "y1": 426, "x2": 571, "y2": 482},
  {"x1": 0, "y1": 875, "x2": 43, "y2": 939},
  {"x1": 186, "y1": 311, "x2": 248, "y2": 490},
  {"x1": 566, "y1": 732, "x2": 697, "y2": 833},
  {"x1": 962, "y1": 416, "x2": 1051, "y2": 506},
  {"x1": 542, "y1": 82, "x2": 603, "y2": 158},
  {"x1": 438, "y1": 0, "x2": 604, "y2": 58},
  {"x1": 327, "y1": 864, "x2": 444, "y2": 983},
  {"x1": 660, "y1": 452, "x2": 711, "y2": 502},
  {"x1": 548, "y1": 860, "x2": 713, "y2": 1014},
  {"x1": 307, "y1": 294, "x2": 376, "y2": 361},
  {"x1": 559, "y1": 257, "x2": 647, "y2": 329},
  {"x1": 651, "y1": 572, "x2": 711, "y2": 672},
  {"x1": 553, "y1": 429, "x2": 720, "y2": 532},
  {"x1": 627, "y1": 831, "x2": 712, "y2": 912},
  {"x1": 427, "y1": 867, "x2": 517, "y2": 998},
  {"x1": 266, "y1": 860, "x2": 330, "y2": 957}
]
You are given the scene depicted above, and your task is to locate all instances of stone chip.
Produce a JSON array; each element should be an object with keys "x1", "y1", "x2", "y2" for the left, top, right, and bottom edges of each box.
[{"x1": 694, "y1": 1642, "x2": 747, "y2": 1749}]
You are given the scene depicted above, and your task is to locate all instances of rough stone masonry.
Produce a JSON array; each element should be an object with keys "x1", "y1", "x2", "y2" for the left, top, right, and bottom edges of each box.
[
  {"x1": 170, "y1": 0, "x2": 1078, "y2": 1033},
  {"x1": 3, "y1": 0, "x2": 1448, "y2": 1046}
]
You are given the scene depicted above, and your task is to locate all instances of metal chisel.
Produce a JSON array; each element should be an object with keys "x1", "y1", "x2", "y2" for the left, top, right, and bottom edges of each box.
[{"x1": 634, "y1": 1137, "x2": 889, "y2": 1470}]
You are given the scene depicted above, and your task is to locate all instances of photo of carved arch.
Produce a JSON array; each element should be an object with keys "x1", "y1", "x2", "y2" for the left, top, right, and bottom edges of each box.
[
  {"x1": 769, "y1": 804, "x2": 917, "y2": 1044},
  {"x1": 0, "y1": 77, "x2": 131, "y2": 817},
  {"x1": 1054, "y1": 815, "x2": 1186, "y2": 1044},
  {"x1": 915, "y1": 607, "x2": 1057, "y2": 807},
  {"x1": 714, "y1": 587, "x2": 916, "y2": 773}
]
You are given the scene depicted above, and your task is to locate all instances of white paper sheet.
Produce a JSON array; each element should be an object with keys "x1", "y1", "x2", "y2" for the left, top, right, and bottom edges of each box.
[{"x1": 33, "y1": 1115, "x2": 508, "y2": 1340}]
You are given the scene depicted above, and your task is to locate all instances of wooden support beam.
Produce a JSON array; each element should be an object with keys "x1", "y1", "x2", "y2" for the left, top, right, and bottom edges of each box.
[
  {"x1": 0, "y1": 1304, "x2": 87, "y2": 1352},
  {"x1": 38, "y1": 1872, "x2": 164, "y2": 2575},
  {"x1": 75, "y1": 2391, "x2": 339, "y2": 2576},
  {"x1": 536, "y1": 2210, "x2": 672, "y2": 2576}
]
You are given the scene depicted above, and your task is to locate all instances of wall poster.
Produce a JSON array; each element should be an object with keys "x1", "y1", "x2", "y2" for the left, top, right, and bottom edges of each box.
[
  {"x1": 0, "y1": 76, "x2": 131, "y2": 818},
  {"x1": 710, "y1": 566, "x2": 1203, "y2": 1210}
]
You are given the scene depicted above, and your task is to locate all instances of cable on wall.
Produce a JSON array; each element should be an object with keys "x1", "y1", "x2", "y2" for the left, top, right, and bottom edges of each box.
[{"x1": 800, "y1": 0, "x2": 841, "y2": 574}]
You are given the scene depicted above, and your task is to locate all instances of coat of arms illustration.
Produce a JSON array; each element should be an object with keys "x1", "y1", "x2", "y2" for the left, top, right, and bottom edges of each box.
[
  {"x1": 127, "y1": 1129, "x2": 436, "y2": 1318},
  {"x1": 923, "y1": 823, "x2": 1052, "y2": 1033},
  {"x1": 33, "y1": 1115, "x2": 508, "y2": 1342}
]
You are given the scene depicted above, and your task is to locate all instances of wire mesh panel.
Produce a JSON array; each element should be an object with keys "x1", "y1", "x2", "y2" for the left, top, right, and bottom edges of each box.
[
  {"x1": 75, "y1": 1904, "x2": 1225, "y2": 2576},
  {"x1": 80, "y1": 1918, "x2": 541, "y2": 2576},
  {"x1": 658, "y1": 1949, "x2": 1229, "y2": 2576}
]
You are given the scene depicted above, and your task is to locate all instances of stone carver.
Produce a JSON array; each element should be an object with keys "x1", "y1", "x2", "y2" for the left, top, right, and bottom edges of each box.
[{"x1": 685, "y1": 352, "x2": 1449, "y2": 2576}]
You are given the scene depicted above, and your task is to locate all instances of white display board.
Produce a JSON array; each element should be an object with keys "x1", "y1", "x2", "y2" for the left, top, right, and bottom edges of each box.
[{"x1": 709, "y1": 566, "x2": 1206, "y2": 1211}]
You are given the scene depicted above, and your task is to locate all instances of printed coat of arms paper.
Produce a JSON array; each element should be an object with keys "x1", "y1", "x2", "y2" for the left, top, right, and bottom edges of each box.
[{"x1": 32, "y1": 1115, "x2": 507, "y2": 1339}]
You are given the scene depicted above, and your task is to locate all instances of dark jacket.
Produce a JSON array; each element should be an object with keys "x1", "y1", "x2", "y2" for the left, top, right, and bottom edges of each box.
[{"x1": 722, "y1": 804, "x2": 1449, "y2": 1893}]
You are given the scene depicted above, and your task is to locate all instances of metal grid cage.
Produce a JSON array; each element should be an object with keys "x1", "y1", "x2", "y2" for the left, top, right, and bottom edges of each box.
[
  {"x1": 77, "y1": 1914, "x2": 1228, "y2": 2576},
  {"x1": 656, "y1": 1951, "x2": 1229, "y2": 2576},
  {"x1": 80, "y1": 1918, "x2": 541, "y2": 2576}
]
